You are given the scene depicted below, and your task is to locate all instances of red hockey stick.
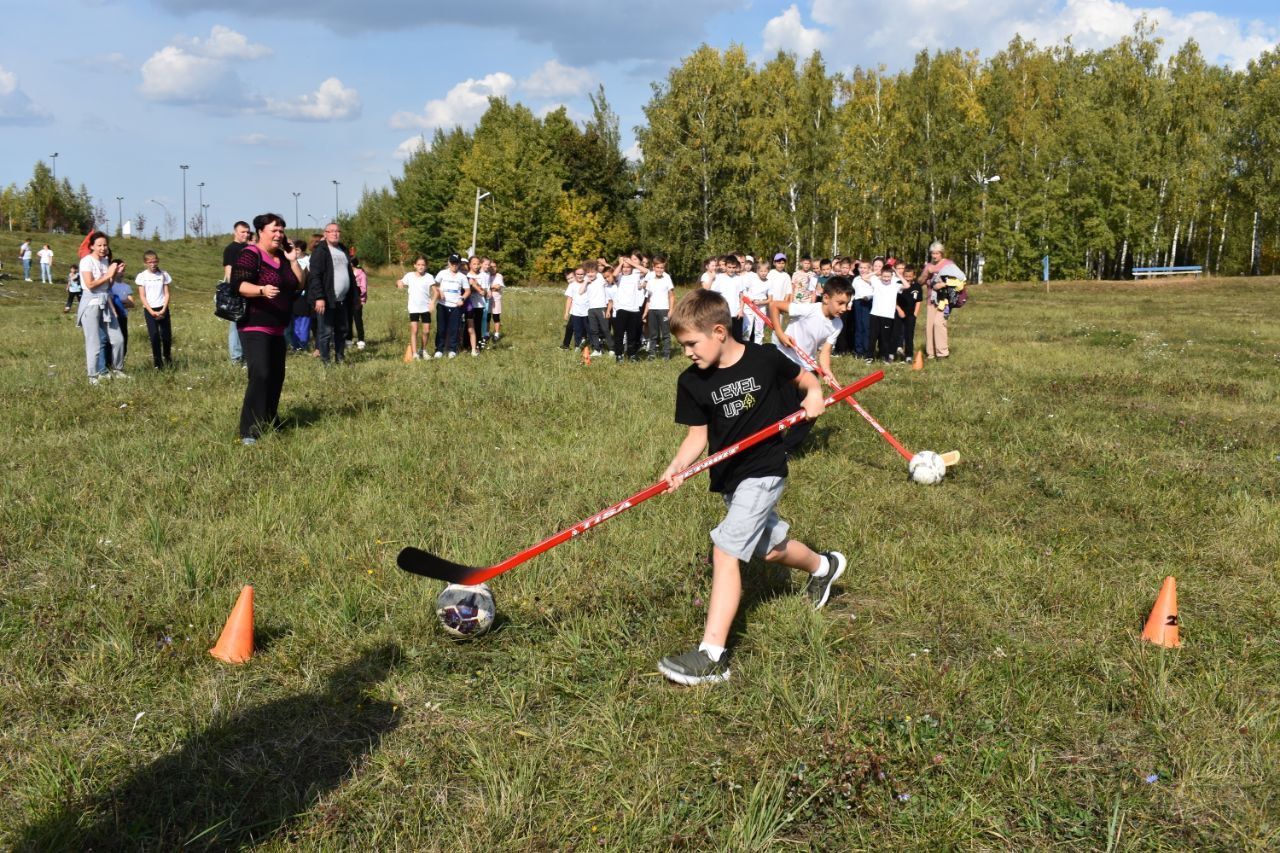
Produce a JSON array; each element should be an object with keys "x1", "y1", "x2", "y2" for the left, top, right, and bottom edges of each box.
[
  {"x1": 397, "y1": 370, "x2": 885, "y2": 585},
  {"x1": 743, "y1": 301, "x2": 958, "y2": 466}
]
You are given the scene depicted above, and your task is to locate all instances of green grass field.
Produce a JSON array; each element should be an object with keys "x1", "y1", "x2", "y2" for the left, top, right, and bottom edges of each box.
[{"x1": 1, "y1": 234, "x2": 1278, "y2": 850}]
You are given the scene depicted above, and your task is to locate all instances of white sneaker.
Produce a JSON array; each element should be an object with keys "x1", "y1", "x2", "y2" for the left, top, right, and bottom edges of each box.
[
  {"x1": 111, "y1": 370, "x2": 130, "y2": 380},
  {"x1": 471, "y1": 348, "x2": 479, "y2": 357},
  {"x1": 413, "y1": 352, "x2": 422, "y2": 360},
  {"x1": 433, "y1": 351, "x2": 443, "y2": 359},
  {"x1": 591, "y1": 350, "x2": 601, "y2": 357},
  {"x1": 357, "y1": 341, "x2": 366, "y2": 350},
  {"x1": 448, "y1": 352, "x2": 456, "y2": 359},
  {"x1": 88, "y1": 375, "x2": 100, "y2": 386}
]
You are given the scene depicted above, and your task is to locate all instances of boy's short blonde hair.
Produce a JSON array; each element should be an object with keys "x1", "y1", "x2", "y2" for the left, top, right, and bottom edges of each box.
[{"x1": 670, "y1": 289, "x2": 731, "y2": 336}]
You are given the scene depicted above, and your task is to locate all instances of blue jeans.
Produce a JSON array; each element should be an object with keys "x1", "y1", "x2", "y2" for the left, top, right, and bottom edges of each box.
[
  {"x1": 22, "y1": 258, "x2": 32, "y2": 279},
  {"x1": 228, "y1": 321, "x2": 243, "y2": 362},
  {"x1": 853, "y1": 301, "x2": 871, "y2": 356},
  {"x1": 435, "y1": 304, "x2": 463, "y2": 353},
  {"x1": 40, "y1": 262, "x2": 52, "y2": 283}
]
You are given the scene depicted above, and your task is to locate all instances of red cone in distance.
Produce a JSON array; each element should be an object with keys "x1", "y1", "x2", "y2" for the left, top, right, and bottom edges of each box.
[
  {"x1": 209, "y1": 585, "x2": 255, "y2": 664},
  {"x1": 1141, "y1": 576, "x2": 1181, "y2": 648}
]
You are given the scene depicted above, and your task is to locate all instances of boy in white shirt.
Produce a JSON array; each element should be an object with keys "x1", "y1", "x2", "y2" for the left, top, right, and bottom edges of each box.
[
  {"x1": 563, "y1": 266, "x2": 591, "y2": 350},
  {"x1": 869, "y1": 265, "x2": 901, "y2": 364},
  {"x1": 136, "y1": 250, "x2": 174, "y2": 369},
  {"x1": 711, "y1": 254, "x2": 745, "y2": 341},
  {"x1": 581, "y1": 260, "x2": 612, "y2": 355},
  {"x1": 643, "y1": 255, "x2": 676, "y2": 359},
  {"x1": 770, "y1": 276, "x2": 853, "y2": 452},
  {"x1": 765, "y1": 253, "x2": 794, "y2": 337},
  {"x1": 611, "y1": 255, "x2": 648, "y2": 362},
  {"x1": 740, "y1": 260, "x2": 772, "y2": 344}
]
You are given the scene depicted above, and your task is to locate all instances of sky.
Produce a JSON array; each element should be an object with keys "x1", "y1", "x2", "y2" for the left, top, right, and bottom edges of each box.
[{"x1": 2, "y1": 0, "x2": 1277, "y2": 239}]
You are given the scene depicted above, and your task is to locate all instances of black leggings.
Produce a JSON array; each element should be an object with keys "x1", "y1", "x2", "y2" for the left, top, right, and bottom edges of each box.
[
  {"x1": 239, "y1": 331, "x2": 287, "y2": 438},
  {"x1": 348, "y1": 303, "x2": 365, "y2": 342}
]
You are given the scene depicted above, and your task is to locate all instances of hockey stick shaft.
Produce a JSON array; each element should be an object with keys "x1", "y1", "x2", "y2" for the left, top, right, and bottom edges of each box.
[
  {"x1": 399, "y1": 370, "x2": 884, "y2": 585},
  {"x1": 744, "y1": 300, "x2": 914, "y2": 461}
]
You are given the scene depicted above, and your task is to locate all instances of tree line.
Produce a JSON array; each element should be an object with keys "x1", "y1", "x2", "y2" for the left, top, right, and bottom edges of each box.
[
  {"x1": 351, "y1": 24, "x2": 1280, "y2": 283},
  {"x1": 2, "y1": 162, "x2": 103, "y2": 237}
]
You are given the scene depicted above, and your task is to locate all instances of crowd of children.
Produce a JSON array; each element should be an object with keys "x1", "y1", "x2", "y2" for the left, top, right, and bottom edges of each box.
[{"x1": 396, "y1": 253, "x2": 505, "y2": 359}]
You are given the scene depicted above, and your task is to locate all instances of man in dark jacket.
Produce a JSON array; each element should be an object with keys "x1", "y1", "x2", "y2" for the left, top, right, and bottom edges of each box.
[{"x1": 308, "y1": 222, "x2": 357, "y2": 364}]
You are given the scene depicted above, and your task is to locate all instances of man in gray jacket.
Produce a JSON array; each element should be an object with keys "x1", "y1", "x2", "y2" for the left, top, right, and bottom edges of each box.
[{"x1": 307, "y1": 222, "x2": 357, "y2": 365}]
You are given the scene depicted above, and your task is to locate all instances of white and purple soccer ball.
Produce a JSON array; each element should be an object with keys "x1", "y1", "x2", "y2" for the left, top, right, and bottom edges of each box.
[
  {"x1": 908, "y1": 450, "x2": 947, "y2": 485},
  {"x1": 436, "y1": 583, "x2": 496, "y2": 638}
]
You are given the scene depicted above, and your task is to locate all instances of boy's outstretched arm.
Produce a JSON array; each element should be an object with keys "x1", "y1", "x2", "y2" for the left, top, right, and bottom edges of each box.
[{"x1": 661, "y1": 425, "x2": 708, "y2": 492}]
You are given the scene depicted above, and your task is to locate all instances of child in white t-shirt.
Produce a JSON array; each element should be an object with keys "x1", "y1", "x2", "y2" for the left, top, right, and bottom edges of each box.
[
  {"x1": 770, "y1": 276, "x2": 853, "y2": 452},
  {"x1": 135, "y1": 249, "x2": 174, "y2": 369},
  {"x1": 869, "y1": 266, "x2": 901, "y2": 364},
  {"x1": 398, "y1": 255, "x2": 435, "y2": 359},
  {"x1": 38, "y1": 244, "x2": 54, "y2": 283},
  {"x1": 740, "y1": 261, "x2": 772, "y2": 344},
  {"x1": 487, "y1": 259, "x2": 505, "y2": 341},
  {"x1": 563, "y1": 266, "x2": 591, "y2": 350},
  {"x1": 642, "y1": 255, "x2": 676, "y2": 359}
]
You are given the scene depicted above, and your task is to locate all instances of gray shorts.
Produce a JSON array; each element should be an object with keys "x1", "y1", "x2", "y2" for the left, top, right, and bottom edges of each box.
[{"x1": 711, "y1": 476, "x2": 790, "y2": 562}]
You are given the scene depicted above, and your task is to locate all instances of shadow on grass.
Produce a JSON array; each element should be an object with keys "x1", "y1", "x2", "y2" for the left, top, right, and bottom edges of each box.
[{"x1": 16, "y1": 644, "x2": 402, "y2": 852}]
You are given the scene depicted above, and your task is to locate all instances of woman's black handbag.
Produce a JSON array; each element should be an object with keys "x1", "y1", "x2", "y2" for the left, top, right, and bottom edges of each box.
[{"x1": 214, "y1": 280, "x2": 247, "y2": 323}]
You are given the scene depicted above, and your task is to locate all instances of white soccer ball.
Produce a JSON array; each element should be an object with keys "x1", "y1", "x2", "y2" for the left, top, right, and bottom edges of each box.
[
  {"x1": 908, "y1": 450, "x2": 947, "y2": 485},
  {"x1": 435, "y1": 583, "x2": 496, "y2": 638}
]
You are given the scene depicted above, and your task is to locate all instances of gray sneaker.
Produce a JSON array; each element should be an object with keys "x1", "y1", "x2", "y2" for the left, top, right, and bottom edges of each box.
[
  {"x1": 658, "y1": 648, "x2": 730, "y2": 686},
  {"x1": 804, "y1": 551, "x2": 847, "y2": 609}
]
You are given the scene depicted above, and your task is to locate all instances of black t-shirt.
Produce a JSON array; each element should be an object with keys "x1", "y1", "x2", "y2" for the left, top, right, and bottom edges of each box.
[
  {"x1": 675, "y1": 342, "x2": 801, "y2": 493},
  {"x1": 223, "y1": 241, "x2": 247, "y2": 269},
  {"x1": 898, "y1": 283, "x2": 922, "y2": 315}
]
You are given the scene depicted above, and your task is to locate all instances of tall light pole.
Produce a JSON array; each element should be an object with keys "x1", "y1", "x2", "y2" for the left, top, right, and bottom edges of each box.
[
  {"x1": 116, "y1": 196, "x2": 124, "y2": 235},
  {"x1": 292, "y1": 192, "x2": 301, "y2": 230},
  {"x1": 469, "y1": 188, "x2": 491, "y2": 258},
  {"x1": 50, "y1": 152, "x2": 58, "y2": 180},
  {"x1": 202, "y1": 203, "x2": 210, "y2": 236},
  {"x1": 179, "y1": 165, "x2": 189, "y2": 239},
  {"x1": 975, "y1": 173, "x2": 1000, "y2": 285},
  {"x1": 197, "y1": 182, "x2": 205, "y2": 238},
  {"x1": 149, "y1": 199, "x2": 170, "y2": 239},
  {"x1": 331, "y1": 180, "x2": 340, "y2": 221}
]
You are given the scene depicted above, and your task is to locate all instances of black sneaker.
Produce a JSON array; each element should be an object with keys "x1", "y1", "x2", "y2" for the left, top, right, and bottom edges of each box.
[
  {"x1": 658, "y1": 648, "x2": 730, "y2": 685},
  {"x1": 804, "y1": 551, "x2": 847, "y2": 609}
]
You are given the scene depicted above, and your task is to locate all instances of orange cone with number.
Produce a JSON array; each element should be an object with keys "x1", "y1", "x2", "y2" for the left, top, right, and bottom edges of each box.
[
  {"x1": 1141, "y1": 576, "x2": 1181, "y2": 648},
  {"x1": 912, "y1": 349, "x2": 924, "y2": 370},
  {"x1": 209, "y1": 585, "x2": 255, "y2": 663},
  {"x1": 403, "y1": 342, "x2": 415, "y2": 363}
]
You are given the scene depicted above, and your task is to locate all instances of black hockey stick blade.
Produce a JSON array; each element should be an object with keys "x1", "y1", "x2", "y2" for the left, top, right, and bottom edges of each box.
[{"x1": 397, "y1": 547, "x2": 480, "y2": 584}]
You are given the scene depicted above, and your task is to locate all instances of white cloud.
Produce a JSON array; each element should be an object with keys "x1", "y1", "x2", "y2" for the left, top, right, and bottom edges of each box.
[
  {"x1": 522, "y1": 59, "x2": 596, "y2": 98},
  {"x1": 389, "y1": 72, "x2": 516, "y2": 130},
  {"x1": 623, "y1": 141, "x2": 643, "y2": 162},
  {"x1": 138, "y1": 26, "x2": 359, "y2": 121},
  {"x1": 177, "y1": 24, "x2": 273, "y2": 60},
  {"x1": 394, "y1": 134, "x2": 430, "y2": 160},
  {"x1": 803, "y1": 0, "x2": 1279, "y2": 71},
  {"x1": 139, "y1": 45, "x2": 242, "y2": 104},
  {"x1": 264, "y1": 77, "x2": 361, "y2": 121},
  {"x1": 762, "y1": 4, "x2": 828, "y2": 58},
  {"x1": 0, "y1": 64, "x2": 52, "y2": 126}
]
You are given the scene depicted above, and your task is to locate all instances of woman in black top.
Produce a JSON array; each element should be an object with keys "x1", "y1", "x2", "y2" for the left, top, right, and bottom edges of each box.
[{"x1": 232, "y1": 213, "x2": 303, "y2": 444}]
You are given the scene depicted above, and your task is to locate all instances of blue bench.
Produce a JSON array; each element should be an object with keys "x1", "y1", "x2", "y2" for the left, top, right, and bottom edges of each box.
[{"x1": 1133, "y1": 265, "x2": 1202, "y2": 279}]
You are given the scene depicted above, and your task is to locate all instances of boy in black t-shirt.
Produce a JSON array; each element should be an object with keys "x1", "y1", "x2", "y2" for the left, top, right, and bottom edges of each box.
[{"x1": 657, "y1": 289, "x2": 848, "y2": 686}]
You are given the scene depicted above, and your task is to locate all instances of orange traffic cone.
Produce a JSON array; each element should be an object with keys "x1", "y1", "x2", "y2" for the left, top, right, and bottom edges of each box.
[
  {"x1": 1141, "y1": 576, "x2": 1181, "y2": 648},
  {"x1": 912, "y1": 349, "x2": 924, "y2": 371},
  {"x1": 209, "y1": 585, "x2": 255, "y2": 663},
  {"x1": 403, "y1": 342, "x2": 415, "y2": 363},
  {"x1": 582, "y1": 345, "x2": 592, "y2": 365}
]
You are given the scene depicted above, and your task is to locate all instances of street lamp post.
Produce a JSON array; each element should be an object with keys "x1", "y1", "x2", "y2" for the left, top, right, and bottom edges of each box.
[
  {"x1": 197, "y1": 182, "x2": 205, "y2": 238},
  {"x1": 149, "y1": 199, "x2": 170, "y2": 239},
  {"x1": 292, "y1": 192, "x2": 301, "y2": 230},
  {"x1": 202, "y1": 203, "x2": 210, "y2": 236},
  {"x1": 469, "y1": 188, "x2": 491, "y2": 258},
  {"x1": 975, "y1": 173, "x2": 1000, "y2": 285},
  {"x1": 50, "y1": 152, "x2": 58, "y2": 180},
  {"x1": 180, "y1": 165, "x2": 189, "y2": 239},
  {"x1": 116, "y1": 197, "x2": 124, "y2": 236},
  {"x1": 331, "y1": 180, "x2": 340, "y2": 221}
]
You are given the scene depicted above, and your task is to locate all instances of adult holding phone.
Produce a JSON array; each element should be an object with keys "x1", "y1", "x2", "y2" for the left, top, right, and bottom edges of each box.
[{"x1": 232, "y1": 213, "x2": 303, "y2": 445}]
